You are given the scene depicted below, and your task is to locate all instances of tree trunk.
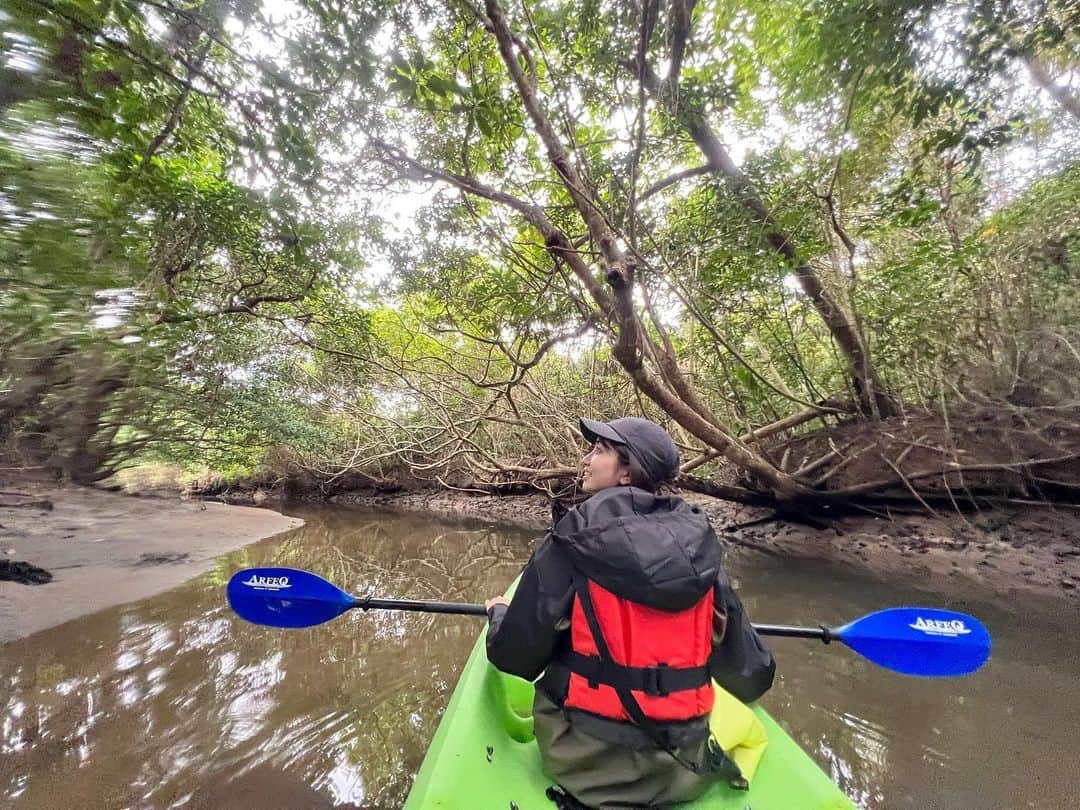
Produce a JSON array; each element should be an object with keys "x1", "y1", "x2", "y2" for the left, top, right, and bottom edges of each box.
[
  {"x1": 1024, "y1": 55, "x2": 1080, "y2": 121},
  {"x1": 637, "y1": 66, "x2": 897, "y2": 419},
  {"x1": 483, "y1": 0, "x2": 806, "y2": 498}
]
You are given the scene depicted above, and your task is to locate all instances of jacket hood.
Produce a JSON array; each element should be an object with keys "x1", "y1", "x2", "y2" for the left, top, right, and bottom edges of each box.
[{"x1": 551, "y1": 487, "x2": 721, "y2": 611}]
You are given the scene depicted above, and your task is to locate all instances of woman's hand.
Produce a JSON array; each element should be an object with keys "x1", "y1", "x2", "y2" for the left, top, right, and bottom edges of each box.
[{"x1": 484, "y1": 596, "x2": 511, "y2": 612}]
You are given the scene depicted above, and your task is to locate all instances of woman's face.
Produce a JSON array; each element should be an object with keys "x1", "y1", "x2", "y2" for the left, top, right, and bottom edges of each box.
[{"x1": 581, "y1": 441, "x2": 631, "y2": 493}]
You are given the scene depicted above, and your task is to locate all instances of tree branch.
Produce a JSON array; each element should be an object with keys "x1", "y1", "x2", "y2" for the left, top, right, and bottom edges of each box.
[
  {"x1": 633, "y1": 57, "x2": 897, "y2": 418},
  {"x1": 666, "y1": 0, "x2": 698, "y2": 83},
  {"x1": 367, "y1": 137, "x2": 616, "y2": 315},
  {"x1": 637, "y1": 164, "x2": 711, "y2": 205}
]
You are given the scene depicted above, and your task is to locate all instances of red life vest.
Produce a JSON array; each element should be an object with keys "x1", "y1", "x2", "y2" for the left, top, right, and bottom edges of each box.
[{"x1": 561, "y1": 577, "x2": 714, "y2": 723}]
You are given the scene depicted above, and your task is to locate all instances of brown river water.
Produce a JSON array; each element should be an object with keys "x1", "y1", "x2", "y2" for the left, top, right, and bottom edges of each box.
[{"x1": 1, "y1": 506, "x2": 1078, "y2": 809}]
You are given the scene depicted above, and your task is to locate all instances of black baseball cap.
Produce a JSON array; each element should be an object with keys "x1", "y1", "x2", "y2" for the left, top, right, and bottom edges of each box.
[{"x1": 579, "y1": 416, "x2": 680, "y2": 484}]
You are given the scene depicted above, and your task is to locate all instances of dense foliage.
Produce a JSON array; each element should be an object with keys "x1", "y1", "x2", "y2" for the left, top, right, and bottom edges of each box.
[{"x1": 1, "y1": 0, "x2": 1077, "y2": 499}]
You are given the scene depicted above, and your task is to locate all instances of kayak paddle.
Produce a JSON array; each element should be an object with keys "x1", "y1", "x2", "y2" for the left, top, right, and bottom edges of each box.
[{"x1": 227, "y1": 567, "x2": 991, "y2": 678}]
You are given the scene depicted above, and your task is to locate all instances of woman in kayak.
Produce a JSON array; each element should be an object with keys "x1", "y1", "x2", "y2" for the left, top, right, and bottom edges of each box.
[{"x1": 484, "y1": 416, "x2": 776, "y2": 809}]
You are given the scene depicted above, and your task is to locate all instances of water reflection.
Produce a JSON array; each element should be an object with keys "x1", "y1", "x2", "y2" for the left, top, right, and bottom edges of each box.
[
  {"x1": 0, "y1": 509, "x2": 531, "y2": 809},
  {"x1": 742, "y1": 556, "x2": 1080, "y2": 810},
  {"x1": 1, "y1": 506, "x2": 1078, "y2": 809}
]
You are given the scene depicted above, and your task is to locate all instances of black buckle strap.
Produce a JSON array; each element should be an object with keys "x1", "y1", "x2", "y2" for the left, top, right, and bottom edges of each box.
[
  {"x1": 545, "y1": 786, "x2": 595, "y2": 810},
  {"x1": 560, "y1": 650, "x2": 709, "y2": 696}
]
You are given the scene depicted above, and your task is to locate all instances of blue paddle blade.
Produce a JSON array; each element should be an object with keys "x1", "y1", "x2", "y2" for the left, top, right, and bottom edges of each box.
[
  {"x1": 834, "y1": 607, "x2": 991, "y2": 677},
  {"x1": 227, "y1": 567, "x2": 356, "y2": 628}
]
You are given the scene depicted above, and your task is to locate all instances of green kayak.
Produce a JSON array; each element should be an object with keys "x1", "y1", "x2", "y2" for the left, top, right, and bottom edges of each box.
[{"x1": 405, "y1": 622, "x2": 854, "y2": 809}]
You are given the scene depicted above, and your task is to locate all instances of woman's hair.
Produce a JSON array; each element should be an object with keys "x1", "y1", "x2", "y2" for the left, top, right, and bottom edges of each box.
[{"x1": 598, "y1": 438, "x2": 657, "y2": 492}]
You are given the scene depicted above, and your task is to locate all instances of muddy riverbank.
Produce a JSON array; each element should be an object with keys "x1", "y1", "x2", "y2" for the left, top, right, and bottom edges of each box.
[
  {"x1": 0, "y1": 484, "x2": 302, "y2": 643},
  {"x1": 9, "y1": 475, "x2": 1072, "y2": 650},
  {"x1": 329, "y1": 487, "x2": 1080, "y2": 615}
]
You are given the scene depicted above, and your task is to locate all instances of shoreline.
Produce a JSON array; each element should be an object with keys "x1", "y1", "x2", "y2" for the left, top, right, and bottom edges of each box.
[
  {"x1": 328, "y1": 488, "x2": 1080, "y2": 614},
  {"x1": 3, "y1": 480, "x2": 1076, "y2": 647},
  {"x1": 0, "y1": 485, "x2": 303, "y2": 644}
]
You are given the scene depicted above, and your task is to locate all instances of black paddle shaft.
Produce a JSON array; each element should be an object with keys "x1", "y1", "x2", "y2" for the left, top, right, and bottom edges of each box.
[
  {"x1": 356, "y1": 596, "x2": 489, "y2": 616},
  {"x1": 354, "y1": 596, "x2": 833, "y2": 640},
  {"x1": 752, "y1": 623, "x2": 833, "y2": 642}
]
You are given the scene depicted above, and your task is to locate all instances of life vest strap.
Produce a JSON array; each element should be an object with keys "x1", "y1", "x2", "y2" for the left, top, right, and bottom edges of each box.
[{"x1": 559, "y1": 650, "x2": 709, "y2": 696}]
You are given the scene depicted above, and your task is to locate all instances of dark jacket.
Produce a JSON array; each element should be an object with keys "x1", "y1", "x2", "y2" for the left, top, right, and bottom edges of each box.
[{"x1": 486, "y1": 487, "x2": 775, "y2": 746}]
